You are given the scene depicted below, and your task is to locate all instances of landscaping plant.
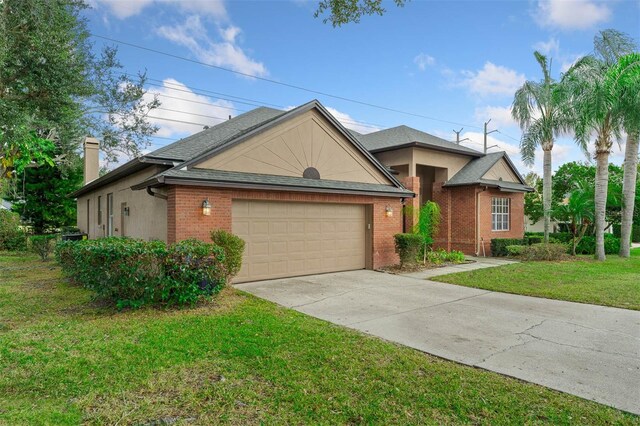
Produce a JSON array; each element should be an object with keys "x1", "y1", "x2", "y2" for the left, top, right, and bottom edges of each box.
[
  {"x1": 413, "y1": 201, "x2": 440, "y2": 264},
  {"x1": 393, "y1": 233, "x2": 422, "y2": 267},
  {"x1": 552, "y1": 180, "x2": 595, "y2": 255},
  {"x1": 211, "y1": 229, "x2": 246, "y2": 281},
  {"x1": 29, "y1": 234, "x2": 57, "y2": 261},
  {"x1": 0, "y1": 210, "x2": 27, "y2": 251},
  {"x1": 55, "y1": 237, "x2": 230, "y2": 309}
]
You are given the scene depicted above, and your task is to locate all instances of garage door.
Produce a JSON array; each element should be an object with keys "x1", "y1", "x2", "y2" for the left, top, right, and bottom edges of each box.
[{"x1": 232, "y1": 200, "x2": 366, "y2": 282}]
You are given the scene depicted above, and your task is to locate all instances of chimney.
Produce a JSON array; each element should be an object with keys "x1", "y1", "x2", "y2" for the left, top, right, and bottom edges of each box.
[{"x1": 83, "y1": 137, "x2": 100, "y2": 185}]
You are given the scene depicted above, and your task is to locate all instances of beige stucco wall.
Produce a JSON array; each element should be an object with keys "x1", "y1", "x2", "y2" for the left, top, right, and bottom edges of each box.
[
  {"x1": 76, "y1": 165, "x2": 168, "y2": 241},
  {"x1": 482, "y1": 158, "x2": 519, "y2": 182},
  {"x1": 196, "y1": 109, "x2": 393, "y2": 185},
  {"x1": 373, "y1": 147, "x2": 472, "y2": 181}
]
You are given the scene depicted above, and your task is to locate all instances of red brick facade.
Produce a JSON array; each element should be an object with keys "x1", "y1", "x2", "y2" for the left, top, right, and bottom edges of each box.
[
  {"x1": 432, "y1": 182, "x2": 525, "y2": 255},
  {"x1": 166, "y1": 185, "x2": 404, "y2": 269},
  {"x1": 401, "y1": 176, "x2": 420, "y2": 232}
]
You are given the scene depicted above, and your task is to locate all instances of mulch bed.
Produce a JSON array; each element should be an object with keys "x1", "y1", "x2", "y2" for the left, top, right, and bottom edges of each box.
[{"x1": 378, "y1": 260, "x2": 475, "y2": 274}]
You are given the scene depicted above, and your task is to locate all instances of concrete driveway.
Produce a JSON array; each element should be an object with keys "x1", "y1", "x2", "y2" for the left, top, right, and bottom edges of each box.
[{"x1": 236, "y1": 270, "x2": 640, "y2": 415}]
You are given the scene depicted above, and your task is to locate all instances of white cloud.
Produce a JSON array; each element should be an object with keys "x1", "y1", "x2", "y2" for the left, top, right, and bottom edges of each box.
[
  {"x1": 534, "y1": 0, "x2": 611, "y2": 30},
  {"x1": 461, "y1": 62, "x2": 526, "y2": 97},
  {"x1": 474, "y1": 105, "x2": 517, "y2": 129},
  {"x1": 324, "y1": 107, "x2": 381, "y2": 134},
  {"x1": 156, "y1": 16, "x2": 267, "y2": 77},
  {"x1": 533, "y1": 37, "x2": 560, "y2": 56},
  {"x1": 91, "y1": 0, "x2": 227, "y2": 20},
  {"x1": 414, "y1": 53, "x2": 436, "y2": 71},
  {"x1": 144, "y1": 78, "x2": 236, "y2": 137}
]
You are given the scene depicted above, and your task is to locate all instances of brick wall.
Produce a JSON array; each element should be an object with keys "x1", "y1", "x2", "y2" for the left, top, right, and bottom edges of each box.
[
  {"x1": 432, "y1": 183, "x2": 525, "y2": 256},
  {"x1": 478, "y1": 188, "x2": 525, "y2": 255},
  {"x1": 167, "y1": 185, "x2": 404, "y2": 269},
  {"x1": 400, "y1": 176, "x2": 420, "y2": 232}
]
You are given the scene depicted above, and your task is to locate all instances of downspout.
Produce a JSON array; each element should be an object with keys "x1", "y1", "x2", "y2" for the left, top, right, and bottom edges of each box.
[{"x1": 401, "y1": 197, "x2": 406, "y2": 233}]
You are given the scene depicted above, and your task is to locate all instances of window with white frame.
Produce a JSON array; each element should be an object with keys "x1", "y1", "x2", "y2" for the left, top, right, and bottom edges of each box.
[{"x1": 491, "y1": 197, "x2": 510, "y2": 231}]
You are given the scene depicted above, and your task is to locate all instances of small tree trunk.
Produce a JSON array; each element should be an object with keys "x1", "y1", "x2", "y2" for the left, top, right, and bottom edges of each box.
[
  {"x1": 619, "y1": 131, "x2": 639, "y2": 258},
  {"x1": 542, "y1": 148, "x2": 553, "y2": 244},
  {"x1": 594, "y1": 150, "x2": 610, "y2": 261}
]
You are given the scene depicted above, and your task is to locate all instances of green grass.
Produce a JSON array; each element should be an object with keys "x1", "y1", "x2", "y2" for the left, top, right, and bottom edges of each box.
[
  {"x1": 1, "y1": 254, "x2": 638, "y2": 425},
  {"x1": 434, "y1": 248, "x2": 640, "y2": 310}
]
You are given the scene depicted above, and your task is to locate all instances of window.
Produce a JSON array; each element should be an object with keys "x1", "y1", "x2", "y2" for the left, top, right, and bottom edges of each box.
[
  {"x1": 97, "y1": 196, "x2": 102, "y2": 225},
  {"x1": 491, "y1": 197, "x2": 510, "y2": 231},
  {"x1": 107, "y1": 193, "x2": 114, "y2": 236}
]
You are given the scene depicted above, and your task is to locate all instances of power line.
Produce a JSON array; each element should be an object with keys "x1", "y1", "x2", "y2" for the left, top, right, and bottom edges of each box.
[{"x1": 93, "y1": 34, "x2": 483, "y2": 130}]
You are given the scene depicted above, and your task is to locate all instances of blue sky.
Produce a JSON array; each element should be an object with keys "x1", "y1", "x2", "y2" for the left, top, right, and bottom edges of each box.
[{"x1": 86, "y1": 0, "x2": 640, "y2": 174}]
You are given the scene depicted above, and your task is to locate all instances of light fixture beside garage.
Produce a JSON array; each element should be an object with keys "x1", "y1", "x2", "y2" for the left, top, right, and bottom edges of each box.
[
  {"x1": 385, "y1": 205, "x2": 393, "y2": 217},
  {"x1": 202, "y1": 198, "x2": 212, "y2": 216}
]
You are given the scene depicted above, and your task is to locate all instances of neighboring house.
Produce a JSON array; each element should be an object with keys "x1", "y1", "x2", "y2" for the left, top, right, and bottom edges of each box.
[
  {"x1": 72, "y1": 100, "x2": 531, "y2": 282},
  {"x1": 0, "y1": 199, "x2": 12, "y2": 211}
]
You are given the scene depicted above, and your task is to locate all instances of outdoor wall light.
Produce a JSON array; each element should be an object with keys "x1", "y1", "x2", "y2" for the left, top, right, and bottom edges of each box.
[
  {"x1": 202, "y1": 198, "x2": 212, "y2": 216},
  {"x1": 385, "y1": 206, "x2": 393, "y2": 217}
]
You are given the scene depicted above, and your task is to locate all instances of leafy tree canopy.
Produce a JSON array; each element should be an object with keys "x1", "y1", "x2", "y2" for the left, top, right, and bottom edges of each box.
[
  {"x1": 0, "y1": 0, "x2": 159, "y2": 178},
  {"x1": 315, "y1": 0, "x2": 407, "y2": 27}
]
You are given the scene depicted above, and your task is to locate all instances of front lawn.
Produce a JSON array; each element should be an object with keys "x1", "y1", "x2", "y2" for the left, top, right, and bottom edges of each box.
[
  {"x1": 1, "y1": 254, "x2": 638, "y2": 425},
  {"x1": 434, "y1": 248, "x2": 640, "y2": 310}
]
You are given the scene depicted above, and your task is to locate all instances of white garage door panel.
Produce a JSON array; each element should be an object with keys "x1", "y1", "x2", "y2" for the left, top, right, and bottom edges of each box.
[{"x1": 232, "y1": 200, "x2": 366, "y2": 282}]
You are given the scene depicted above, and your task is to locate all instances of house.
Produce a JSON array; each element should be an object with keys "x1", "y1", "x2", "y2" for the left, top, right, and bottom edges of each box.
[{"x1": 72, "y1": 100, "x2": 531, "y2": 282}]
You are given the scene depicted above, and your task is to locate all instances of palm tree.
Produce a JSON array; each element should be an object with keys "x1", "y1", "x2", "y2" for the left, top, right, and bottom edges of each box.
[
  {"x1": 563, "y1": 30, "x2": 637, "y2": 261},
  {"x1": 605, "y1": 53, "x2": 640, "y2": 257},
  {"x1": 512, "y1": 52, "x2": 567, "y2": 244},
  {"x1": 553, "y1": 180, "x2": 594, "y2": 256}
]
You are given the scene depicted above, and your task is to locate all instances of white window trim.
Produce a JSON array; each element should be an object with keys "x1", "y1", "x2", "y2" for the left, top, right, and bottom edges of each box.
[{"x1": 491, "y1": 197, "x2": 510, "y2": 232}]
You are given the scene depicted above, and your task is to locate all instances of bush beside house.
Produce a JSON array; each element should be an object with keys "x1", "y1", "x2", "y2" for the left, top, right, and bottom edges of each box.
[{"x1": 56, "y1": 232, "x2": 244, "y2": 309}]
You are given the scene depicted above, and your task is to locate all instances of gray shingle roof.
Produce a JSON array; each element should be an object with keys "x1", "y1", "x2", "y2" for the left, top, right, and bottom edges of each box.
[
  {"x1": 146, "y1": 107, "x2": 285, "y2": 162},
  {"x1": 444, "y1": 152, "x2": 533, "y2": 192},
  {"x1": 357, "y1": 125, "x2": 483, "y2": 156},
  {"x1": 138, "y1": 168, "x2": 413, "y2": 196}
]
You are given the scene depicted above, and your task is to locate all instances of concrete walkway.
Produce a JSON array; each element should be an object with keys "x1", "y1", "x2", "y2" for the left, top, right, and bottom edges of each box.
[
  {"x1": 399, "y1": 256, "x2": 518, "y2": 279},
  {"x1": 236, "y1": 270, "x2": 640, "y2": 415}
]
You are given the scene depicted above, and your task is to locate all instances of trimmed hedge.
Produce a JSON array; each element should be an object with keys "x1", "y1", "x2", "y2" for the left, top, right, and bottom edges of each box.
[
  {"x1": 56, "y1": 237, "x2": 228, "y2": 309},
  {"x1": 491, "y1": 238, "x2": 525, "y2": 257},
  {"x1": 394, "y1": 233, "x2": 423, "y2": 266},
  {"x1": 574, "y1": 234, "x2": 620, "y2": 255},
  {"x1": 613, "y1": 224, "x2": 640, "y2": 243},
  {"x1": 520, "y1": 243, "x2": 568, "y2": 261}
]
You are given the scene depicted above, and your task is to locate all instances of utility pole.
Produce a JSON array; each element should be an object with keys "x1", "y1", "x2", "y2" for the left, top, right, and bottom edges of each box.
[
  {"x1": 453, "y1": 128, "x2": 470, "y2": 145},
  {"x1": 484, "y1": 119, "x2": 498, "y2": 154}
]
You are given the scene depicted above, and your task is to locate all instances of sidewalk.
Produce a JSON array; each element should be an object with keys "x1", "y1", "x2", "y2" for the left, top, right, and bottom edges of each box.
[{"x1": 398, "y1": 256, "x2": 518, "y2": 280}]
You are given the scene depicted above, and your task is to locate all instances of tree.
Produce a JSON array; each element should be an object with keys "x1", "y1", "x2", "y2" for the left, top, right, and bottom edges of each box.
[
  {"x1": 563, "y1": 29, "x2": 637, "y2": 260},
  {"x1": 605, "y1": 53, "x2": 640, "y2": 257},
  {"x1": 414, "y1": 201, "x2": 440, "y2": 265},
  {"x1": 523, "y1": 172, "x2": 544, "y2": 225},
  {"x1": 6, "y1": 150, "x2": 83, "y2": 233},
  {"x1": 0, "y1": 0, "x2": 159, "y2": 176},
  {"x1": 512, "y1": 51, "x2": 569, "y2": 244},
  {"x1": 553, "y1": 161, "x2": 625, "y2": 230},
  {"x1": 315, "y1": 0, "x2": 407, "y2": 26},
  {"x1": 553, "y1": 180, "x2": 594, "y2": 256},
  {"x1": 1, "y1": 0, "x2": 159, "y2": 230}
]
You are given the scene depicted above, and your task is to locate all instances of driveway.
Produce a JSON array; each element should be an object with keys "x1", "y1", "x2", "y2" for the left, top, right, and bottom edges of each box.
[{"x1": 236, "y1": 270, "x2": 640, "y2": 415}]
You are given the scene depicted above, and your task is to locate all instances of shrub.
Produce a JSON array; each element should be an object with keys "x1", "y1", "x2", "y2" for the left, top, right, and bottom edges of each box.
[
  {"x1": 211, "y1": 229, "x2": 245, "y2": 280},
  {"x1": 424, "y1": 249, "x2": 466, "y2": 265},
  {"x1": 506, "y1": 245, "x2": 527, "y2": 256},
  {"x1": 574, "y1": 234, "x2": 620, "y2": 255},
  {"x1": 29, "y1": 234, "x2": 58, "y2": 261},
  {"x1": 491, "y1": 238, "x2": 525, "y2": 257},
  {"x1": 394, "y1": 233, "x2": 422, "y2": 266},
  {"x1": 519, "y1": 243, "x2": 568, "y2": 261},
  {"x1": 634, "y1": 225, "x2": 640, "y2": 243},
  {"x1": 55, "y1": 237, "x2": 227, "y2": 309},
  {"x1": 0, "y1": 210, "x2": 27, "y2": 251},
  {"x1": 445, "y1": 250, "x2": 466, "y2": 263},
  {"x1": 164, "y1": 239, "x2": 226, "y2": 305},
  {"x1": 525, "y1": 235, "x2": 543, "y2": 245}
]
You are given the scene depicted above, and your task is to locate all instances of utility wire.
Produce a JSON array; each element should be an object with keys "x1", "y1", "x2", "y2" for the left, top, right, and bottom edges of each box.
[{"x1": 93, "y1": 34, "x2": 484, "y2": 130}]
